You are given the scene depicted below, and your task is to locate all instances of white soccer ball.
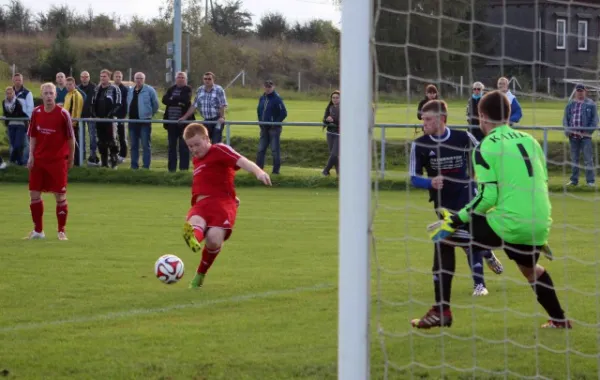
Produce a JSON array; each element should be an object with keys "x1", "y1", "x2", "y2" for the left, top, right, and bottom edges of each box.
[{"x1": 154, "y1": 254, "x2": 185, "y2": 284}]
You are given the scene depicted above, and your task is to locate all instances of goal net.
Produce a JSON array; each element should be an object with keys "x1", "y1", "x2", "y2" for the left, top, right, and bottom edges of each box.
[{"x1": 339, "y1": 0, "x2": 600, "y2": 379}]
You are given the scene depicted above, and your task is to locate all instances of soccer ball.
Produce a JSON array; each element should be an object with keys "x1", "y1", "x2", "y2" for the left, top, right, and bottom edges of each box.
[{"x1": 154, "y1": 254, "x2": 185, "y2": 284}]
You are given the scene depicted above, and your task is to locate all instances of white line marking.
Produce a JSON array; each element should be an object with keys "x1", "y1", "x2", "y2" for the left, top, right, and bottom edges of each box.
[{"x1": 0, "y1": 283, "x2": 335, "y2": 333}]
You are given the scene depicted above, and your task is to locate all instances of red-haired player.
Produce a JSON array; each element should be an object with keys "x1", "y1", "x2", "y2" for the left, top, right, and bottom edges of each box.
[
  {"x1": 25, "y1": 82, "x2": 75, "y2": 241},
  {"x1": 182, "y1": 123, "x2": 271, "y2": 288}
]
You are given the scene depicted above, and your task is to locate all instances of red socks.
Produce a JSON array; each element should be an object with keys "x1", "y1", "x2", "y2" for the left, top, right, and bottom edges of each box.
[
  {"x1": 193, "y1": 225, "x2": 205, "y2": 243},
  {"x1": 30, "y1": 199, "x2": 44, "y2": 233},
  {"x1": 198, "y1": 246, "x2": 221, "y2": 274},
  {"x1": 56, "y1": 200, "x2": 68, "y2": 233}
]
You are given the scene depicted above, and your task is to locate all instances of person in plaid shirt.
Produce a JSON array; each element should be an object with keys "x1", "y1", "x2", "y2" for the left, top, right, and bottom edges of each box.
[
  {"x1": 179, "y1": 71, "x2": 227, "y2": 144},
  {"x1": 563, "y1": 83, "x2": 598, "y2": 187}
]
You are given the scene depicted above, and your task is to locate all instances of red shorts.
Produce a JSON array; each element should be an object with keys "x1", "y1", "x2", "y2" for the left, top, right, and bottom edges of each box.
[
  {"x1": 187, "y1": 197, "x2": 238, "y2": 241},
  {"x1": 29, "y1": 160, "x2": 68, "y2": 194}
]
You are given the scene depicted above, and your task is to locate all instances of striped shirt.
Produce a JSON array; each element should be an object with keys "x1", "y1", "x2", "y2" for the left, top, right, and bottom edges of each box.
[{"x1": 193, "y1": 84, "x2": 227, "y2": 119}]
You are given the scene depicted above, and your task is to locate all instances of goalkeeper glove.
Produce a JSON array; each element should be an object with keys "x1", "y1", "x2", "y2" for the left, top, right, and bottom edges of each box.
[{"x1": 426, "y1": 208, "x2": 463, "y2": 242}]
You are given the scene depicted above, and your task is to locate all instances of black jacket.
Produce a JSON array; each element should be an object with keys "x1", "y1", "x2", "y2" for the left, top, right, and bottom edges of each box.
[
  {"x1": 466, "y1": 96, "x2": 485, "y2": 141},
  {"x1": 323, "y1": 103, "x2": 340, "y2": 133},
  {"x1": 162, "y1": 84, "x2": 195, "y2": 129},
  {"x1": 90, "y1": 83, "x2": 122, "y2": 119},
  {"x1": 2, "y1": 98, "x2": 27, "y2": 126},
  {"x1": 78, "y1": 82, "x2": 96, "y2": 118}
]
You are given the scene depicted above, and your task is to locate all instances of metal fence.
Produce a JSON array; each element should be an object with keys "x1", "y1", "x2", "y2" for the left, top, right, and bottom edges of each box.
[{"x1": 2, "y1": 116, "x2": 590, "y2": 179}]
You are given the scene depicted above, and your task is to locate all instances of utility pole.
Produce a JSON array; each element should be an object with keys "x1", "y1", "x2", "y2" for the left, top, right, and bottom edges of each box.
[{"x1": 174, "y1": 0, "x2": 182, "y2": 76}]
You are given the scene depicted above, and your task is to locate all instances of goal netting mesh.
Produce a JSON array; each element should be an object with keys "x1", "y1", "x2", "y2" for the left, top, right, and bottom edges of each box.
[{"x1": 369, "y1": 0, "x2": 600, "y2": 378}]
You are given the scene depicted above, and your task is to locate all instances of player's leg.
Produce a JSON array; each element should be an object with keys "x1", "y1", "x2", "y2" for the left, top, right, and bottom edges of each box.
[
  {"x1": 505, "y1": 244, "x2": 571, "y2": 328},
  {"x1": 26, "y1": 165, "x2": 45, "y2": 239},
  {"x1": 189, "y1": 227, "x2": 228, "y2": 288},
  {"x1": 48, "y1": 160, "x2": 69, "y2": 239},
  {"x1": 411, "y1": 242, "x2": 455, "y2": 328},
  {"x1": 55, "y1": 192, "x2": 68, "y2": 240},
  {"x1": 183, "y1": 214, "x2": 207, "y2": 253},
  {"x1": 462, "y1": 247, "x2": 488, "y2": 295}
]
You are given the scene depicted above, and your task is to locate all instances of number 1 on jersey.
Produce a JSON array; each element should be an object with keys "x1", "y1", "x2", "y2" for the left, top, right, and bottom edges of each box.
[{"x1": 516, "y1": 143, "x2": 534, "y2": 177}]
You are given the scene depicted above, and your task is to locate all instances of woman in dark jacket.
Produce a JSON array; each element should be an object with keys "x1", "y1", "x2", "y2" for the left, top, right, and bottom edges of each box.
[
  {"x1": 466, "y1": 81, "x2": 485, "y2": 141},
  {"x1": 322, "y1": 90, "x2": 340, "y2": 176}
]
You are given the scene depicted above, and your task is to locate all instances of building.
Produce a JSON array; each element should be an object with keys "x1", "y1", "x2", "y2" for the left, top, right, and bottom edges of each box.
[{"x1": 476, "y1": 0, "x2": 600, "y2": 96}]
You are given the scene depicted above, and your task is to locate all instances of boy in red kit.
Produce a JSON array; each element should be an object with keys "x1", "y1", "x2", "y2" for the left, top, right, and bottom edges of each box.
[
  {"x1": 182, "y1": 123, "x2": 271, "y2": 288},
  {"x1": 25, "y1": 82, "x2": 75, "y2": 241}
]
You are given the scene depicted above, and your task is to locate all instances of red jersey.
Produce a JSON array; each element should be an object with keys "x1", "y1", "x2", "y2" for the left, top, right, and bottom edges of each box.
[
  {"x1": 27, "y1": 105, "x2": 74, "y2": 162},
  {"x1": 191, "y1": 143, "x2": 242, "y2": 202}
]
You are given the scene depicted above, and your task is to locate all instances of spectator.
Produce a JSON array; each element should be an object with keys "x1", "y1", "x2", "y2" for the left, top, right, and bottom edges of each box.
[
  {"x1": 322, "y1": 90, "x2": 340, "y2": 176},
  {"x1": 178, "y1": 71, "x2": 227, "y2": 143},
  {"x1": 497, "y1": 77, "x2": 522, "y2": 125},
  {"x1": 64, "y1": 77, "x2": 85, "y2": 166},
  {"x1": 126, "y1": 72, "x2": 159, "y2": 170},
  {"x1": 113, "y1": 70, "x2": 130, "y2": 163},
  {"x1": 55, "y1": 72, "x2": 68, "y2": 106},
  {"x1": 3, "y1": 86, "x2": 27, "y2": 165},
  {"x1": 13, "y1": 73, "x2": 34, "y2": 165},
  {"x1": 466, "y1": 81, "x2": 485, "y2": 141},
  {"x1": 163, "y1": 71, "x2": 194, "y2": 172},
  {"x1": 563, "y1": 83, "x2": 598, "y2": 187},
  {"x1": 417, "y1": 84, "x2": 439, "y2": 120},
  {"x1": 91, "y1": 69, "x2": 122, "y2": 169},
  {"x1": 78, "y1": 71, "x2": 99, "y2": 166},
  {"x1": 256, "y1": 79, "x2": 288, "y2": 175}
]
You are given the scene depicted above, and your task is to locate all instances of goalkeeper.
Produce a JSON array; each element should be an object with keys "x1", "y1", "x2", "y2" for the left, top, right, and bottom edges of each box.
[{"x1": 419, "y1": 90, "x2": 571, "y2": 329}]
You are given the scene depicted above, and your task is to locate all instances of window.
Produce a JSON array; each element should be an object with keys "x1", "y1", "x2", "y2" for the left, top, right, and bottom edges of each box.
[
  {"x1": 578, "y1": 20, "x2": 588, "y2": 50},
  {"x1": 556, "y1": 19, "x2": 566, "y2": 49}
]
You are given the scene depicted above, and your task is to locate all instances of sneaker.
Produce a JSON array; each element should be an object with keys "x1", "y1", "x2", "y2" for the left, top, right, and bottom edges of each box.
[
  {"x1": 565, "y1": 181, "x2": 578, "y2": 186},
  {"x1": 587, "y1": 182, "x2": 596, "y2": 187},
  {"x1": 411, "y1": 306, "x2": 453, "y2": 329},
  {"x1": 189, "y1": 273, "x2": 205, "y2": 289},
  {"x1": 117, "y1": 155, "x2": 126, "y2": 164},
  {"x1": 24, "y1": 230, "x2": 45, "y2": 240},
  {"x1": 472, "y1": 283, "x2": 489, "y2": 296},
  {"x1": 57, "y1": 232, "x2": 68, "y2": 241},
  {"x1": 0, "y1": 161, "x2": 7, "y2": 170},
  {"x1": 485, "y1": 251, "x2": 504, "y2": 275},
  {"x1": 87, "y1": 155, "x2": 100, "y2": 167},
  {"x1": 541, "y1": 319, "x2": 572, "y2": 329},
  {"x1": 182, "y1": 222, "x2": 202, "y2": 253}
]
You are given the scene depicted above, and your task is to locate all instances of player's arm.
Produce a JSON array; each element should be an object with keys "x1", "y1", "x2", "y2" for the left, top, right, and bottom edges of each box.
[
  {"x1": 455, "y1": 145, "x2": 498, "y2": 224},
  {"x1": 408, "y1": 142, "x2": 432, "y2": 189},
  {"x1": 236, "y1": 156, "x2": 272, "y2": 186}
]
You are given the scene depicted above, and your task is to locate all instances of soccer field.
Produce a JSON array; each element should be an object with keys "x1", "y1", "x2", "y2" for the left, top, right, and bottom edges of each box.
[{"x1": 1, "y1": 184, "x2": 599, "y2": 379}]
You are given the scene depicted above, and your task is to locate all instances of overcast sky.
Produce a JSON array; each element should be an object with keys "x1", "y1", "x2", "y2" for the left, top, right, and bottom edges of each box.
[{"x1": 17, "y1": 0, "x2": 341, "y2": 25}]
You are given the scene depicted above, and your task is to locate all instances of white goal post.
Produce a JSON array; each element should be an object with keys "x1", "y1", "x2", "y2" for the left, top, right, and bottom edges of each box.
[{"x1": 338, "y1": 0, "x2": 373, "y2": 378}]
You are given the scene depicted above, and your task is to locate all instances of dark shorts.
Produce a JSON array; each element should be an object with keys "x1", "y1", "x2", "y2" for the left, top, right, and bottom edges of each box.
[{"x1": 456, "y1": 214, "x2": 541, "y2": 268}]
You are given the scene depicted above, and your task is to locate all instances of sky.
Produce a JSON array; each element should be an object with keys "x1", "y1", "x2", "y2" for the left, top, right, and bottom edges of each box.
[{"x1": 18, "y1": 0, "x2": 341, "y2": 26}]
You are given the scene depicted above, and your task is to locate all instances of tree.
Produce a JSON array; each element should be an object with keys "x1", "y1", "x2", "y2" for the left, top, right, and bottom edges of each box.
[
  {"x1": 33, "y1": 27, "x2": 78, "y2": 80},
  {"x1": 210, "y1": 0, "x2": 252, "y2": 37},
  {"x1": 6, "y1": 0, "x2": 33, "y2": 33},
  {"x1": 288, "y1": 19, "x2": 339, "y2": 44},
  {"x1": 256, "y1": 12, "x2": 288, "y2": 40}
]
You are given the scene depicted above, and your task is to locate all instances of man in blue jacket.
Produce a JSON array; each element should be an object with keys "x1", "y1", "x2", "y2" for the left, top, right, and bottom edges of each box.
[
  {"x1": 256, "y1": 80, "x2": 287, "y2": 174},
  {"x1": 564, "y1": 84, "x2": 598, "y2": 186},
  {"x1": 126, "y1": 72, "x2": 159, "y2": 170}
]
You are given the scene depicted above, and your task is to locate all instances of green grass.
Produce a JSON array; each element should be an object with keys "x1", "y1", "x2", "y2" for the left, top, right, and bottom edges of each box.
[{"x1": 1, "y1": 184, "x2": 600, "y2": 379}]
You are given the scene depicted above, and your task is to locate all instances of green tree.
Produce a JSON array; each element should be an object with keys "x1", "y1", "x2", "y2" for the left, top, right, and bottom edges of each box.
[
  {"x1": 256, "y1": 12, "x2": 288, "y2": 40},
  {"x1": 33, "y1": 27, "x2": 78, "y2": 81},
  {"x1": 210, "y1": 0, "x2": 252, "y2": 37}
]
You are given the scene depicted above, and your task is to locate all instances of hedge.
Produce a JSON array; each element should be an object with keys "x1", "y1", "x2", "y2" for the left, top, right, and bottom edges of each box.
[{"x1": 0, "y1": 163, "x2": 596, "y2": 194}]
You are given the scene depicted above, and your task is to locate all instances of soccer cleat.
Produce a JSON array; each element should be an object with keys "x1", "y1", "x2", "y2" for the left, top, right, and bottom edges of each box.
[
  {"x1": 411, "y1": 307, "x2": 453, "y2": 329},
  {"x1": 541, "y1": 319, "x2": 572, "y2": 329},
  {"x1": 57, "y1": 232, "x2": 68, "y2": 241},
  {"x1": 485, "y1": 251, "x2": 504, "y2": 274},
  {"x1": 24, "y1": 230, "x2": 45, "y2": 240},
  {"x1": 182, "y1": 222, "x2": 202, "y2": 253},
  {"x1": 189, "y1": 273, "x2": 205, "y2": 289},
  {"x1": 472, "y1": 284, "x2": 489, "y2": 296}
]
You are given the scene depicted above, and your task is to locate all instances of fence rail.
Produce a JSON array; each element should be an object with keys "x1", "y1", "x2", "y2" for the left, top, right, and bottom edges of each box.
[{"x1": 2, "y1": 116, "x2": 593, "y2": 179}]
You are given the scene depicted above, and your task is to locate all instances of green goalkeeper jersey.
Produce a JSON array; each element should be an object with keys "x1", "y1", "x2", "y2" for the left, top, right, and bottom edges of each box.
[{"x1": 457, "y1": 124, "x2": 552, "y2": 246}]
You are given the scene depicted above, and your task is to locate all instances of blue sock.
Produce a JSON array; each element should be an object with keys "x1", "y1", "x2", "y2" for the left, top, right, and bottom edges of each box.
[{"x1": 464, "y1": 248, "x2": 485, "y2": 287}]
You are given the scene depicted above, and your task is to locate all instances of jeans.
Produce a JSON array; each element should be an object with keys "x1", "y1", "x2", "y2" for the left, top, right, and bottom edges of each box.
[
  {"x1": 323, "y1": 132, "x2": 339, "y2": 174},
  {"x1": 167, "y1": 125, "x2": 189, "y2": 172},
  {"x1": 256, "y1": 125, "x2": 282, "y2": 173},
  {"x1": 21, "y1": 134, "x2": 29, "y2": 165},
  {"x1": 569, "y1": 137, "x2": 595, "y2": 184},
  {"x1": 204, "y1": 117, "x2": 223, "y2": 144},
  {"x1": 88, "y1": 122, "x2": 97, "y2": 157},
  {"x1": 129, "y1": 122, "x2": 152, "y2": 169},
  {"x1": 7, "y1": 124, "x2": 26, "y2": 165}
]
